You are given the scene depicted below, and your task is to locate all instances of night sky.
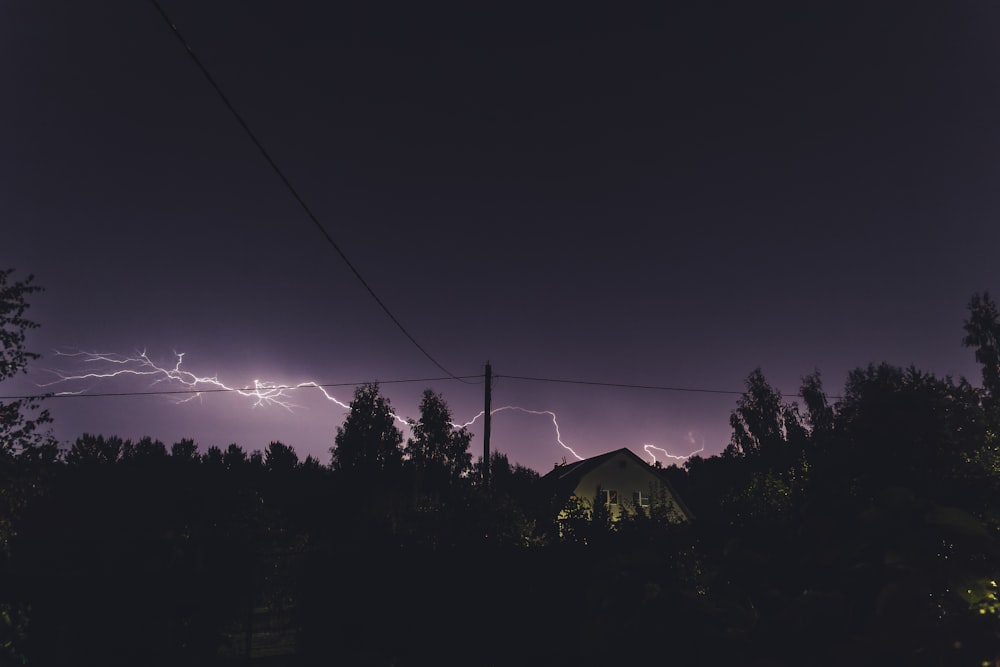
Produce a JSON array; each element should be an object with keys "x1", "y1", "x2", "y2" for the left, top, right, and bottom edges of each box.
[{"x1": 4, "y1": 1, "x2": 1000, "y2": 473}]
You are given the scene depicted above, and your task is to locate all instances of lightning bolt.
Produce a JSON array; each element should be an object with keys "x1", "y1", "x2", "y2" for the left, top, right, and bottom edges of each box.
[
  {"x1": 42, "y1": 349, "x2": 406, "y2": 420},
  {"x1": 43, "y1": 350, "x2": 706, "y2": 466},
  {"x1": 642, "y1": 444, "x2": 704, "y2": 463},
  {"x1": 45, "y1": 351, "x2": 587, "y2": 460},
  {"x1": 43, "y1": 352, "x2": 566, "y2": 452},
  {"x1": 457, "y1": 406, "x2": 584, "y2": 461},
  {"x1": 642, "y1": 430, "x2": 706, "y2": 465}
]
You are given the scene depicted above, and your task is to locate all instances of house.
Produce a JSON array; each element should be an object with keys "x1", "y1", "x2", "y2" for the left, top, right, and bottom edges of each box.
[{"x1": 539, "y1": 447, "x2": 693, "y2": 525}]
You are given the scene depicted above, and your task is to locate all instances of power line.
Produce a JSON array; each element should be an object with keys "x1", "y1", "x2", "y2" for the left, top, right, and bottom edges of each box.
[
  {"x1": 11, "y1": 371, "x2": 842, "y2": 401},
  {"x1": 147, "y1": 0, "x2": 472, "y2": 384},
  {"x1": 497, "y1": 374, "x2": 843, "y2": 400},
  {"x1": 498, "y1": 373, "x2": 745, "y2": 395},
  {"x1": 0, "y1": 375, "x2": 481, "y2": 402},
  {"x1": 6, "y1": 358, "x2": 849, "y2": 400}
]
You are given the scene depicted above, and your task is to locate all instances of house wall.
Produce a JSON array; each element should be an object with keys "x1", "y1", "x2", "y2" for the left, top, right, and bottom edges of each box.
[{"x1": 567, "y1": 451, "x2": 686, "y2": 522}]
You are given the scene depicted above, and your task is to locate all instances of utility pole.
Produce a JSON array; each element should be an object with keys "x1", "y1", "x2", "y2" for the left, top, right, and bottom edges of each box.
[{"x1": 483, "y1": 362, "x2": 492, "y2": 487}]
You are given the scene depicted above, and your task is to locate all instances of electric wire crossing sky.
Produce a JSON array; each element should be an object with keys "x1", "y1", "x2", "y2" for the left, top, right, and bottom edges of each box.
[{"x1": 43, "y1": 350, "x2": 703, "y2": 465}]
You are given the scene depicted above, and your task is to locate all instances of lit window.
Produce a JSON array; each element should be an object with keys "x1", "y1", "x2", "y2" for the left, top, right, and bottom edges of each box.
[{"x1": 601, "y1": 489, "x2": 619, "y2": 505}]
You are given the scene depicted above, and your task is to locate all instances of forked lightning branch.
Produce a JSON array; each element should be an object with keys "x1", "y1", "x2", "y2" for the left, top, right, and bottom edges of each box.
[{"x1": 43, "y1": 350, "x2": 702, "y2": 465}]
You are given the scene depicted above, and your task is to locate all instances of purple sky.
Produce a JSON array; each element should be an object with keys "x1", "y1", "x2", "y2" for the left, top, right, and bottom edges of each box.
[{"x1": 3, "y1": 1, "x2": 1000, "y2": 473}]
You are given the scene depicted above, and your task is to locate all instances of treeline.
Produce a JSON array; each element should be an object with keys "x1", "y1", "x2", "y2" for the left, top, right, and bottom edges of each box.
[
  {"x1": 3, "y1": 267, "x2": 1000, "y2": 665},
  {"x1": 44, "y1": 385, "x2": 543, "y2": 549},
  {"x1": 3, "y1": 381, "x2": 553, "y2": 665},
  {"x1": 655, "y1": 293, "x2": 1000, "y2": 666}
]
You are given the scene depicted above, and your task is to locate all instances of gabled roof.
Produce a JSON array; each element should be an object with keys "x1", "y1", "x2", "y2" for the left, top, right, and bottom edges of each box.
[{"x1": 541, "y1": 447, "x2": 631, "y2": 485}]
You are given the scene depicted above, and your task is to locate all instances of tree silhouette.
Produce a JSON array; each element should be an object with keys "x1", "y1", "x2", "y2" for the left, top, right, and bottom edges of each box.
[
  {"x1": 720, "y1": 369, "x2": 814, "y2": 526},
  {"x1": 471, "y1": 451, "x2": 540, "y2": 545},
  {"x1": 300, "y1": 454, "x2": 323, "y2": 471},
  {"x1": 249, "y1": 449, "x2": 264, "y2": 468},
  {"x1": 727, "y1": 368, "x2": 796, "y2": 459},
  {"x1": 0, "y1": 269, "x2": 55, "y2": 663},
  {"x1": 799, "y1": 370, "x2": 834, "y2": 437},
  {"x1": 0, "y1": 269, "x2": 54, "y2": 461},
  {"x1": 265, "y1": 440, "x2": 299, "y2": 472},
  {"x1": 122, "y1": 436, "x2": 168, "y2": 464},
  {"x1": 170, "y1": 438, "x2": 198, "y2": 462},
  {"x1": 834, "y1": 363, "x2": 982, "y2": 499},
  {"x1": 202, "y1": 444, "x2": 225, "y2": 467},
  {"x1": 65, "y1": 433, "x2": 124, "y2": 465},
  {"x1": 331, "y1": 383, "x2": 403, "y2": 476},
  {"x1": 480, "y1": 450, "x2": 538, "y2": 498},
  {"x1": 223, "y1": 443, "x2": 248, "y2": 469},
  {"x1": 963, "y1": 291, "x2": 1000, "y2": 398},
  {"x1": 405, "y1": 389, "x2": 472, "y2": 490}
]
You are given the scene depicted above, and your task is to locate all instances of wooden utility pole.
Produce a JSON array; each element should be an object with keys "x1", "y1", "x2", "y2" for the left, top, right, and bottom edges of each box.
[{"x1": 483, "y1": 362, "x2": 492, "y2": 487}]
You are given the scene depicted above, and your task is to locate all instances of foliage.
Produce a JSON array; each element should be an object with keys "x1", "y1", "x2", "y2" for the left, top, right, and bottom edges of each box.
[
  {"x1": 716, "y1": 368, "x2": 813, "y2": 527},
  {"x1": 554, "y1": 493, "x2": 593, "y2": 542},
  {"x1": 465, "y1": 451, "x2": 542, "y2": 546},
  {"x1": 405, "y1": 389, "x2": 472, "y2": 486},
  {"x1": 65, "y1": 433, "x2": 123, "y2": 465},
  {"x1": 122, "y1": 436, "x2": 168, "y2": 463},
  {"x1": 265, "y1": 440, "x2": 299, "y2": 472},
  {"x1": 0, "y1": 270, "x2": 41, "y2": 386},
  {"x1": 0, "y1": 603, "x2": 29, "y2": 666},
  {"x1": 726, "y1": 466, "x2": 798, "y2": 524},
  {"x1": 248, "y1": 449, "x2": 264, "y2": 468},
  {"x1": 677, "y1": 295, "x2": 1000, "y2": 664},
  {"x1": 964, "y1": 291, "x2": 1000, "y2": 398},
  {"x1": 832, "y1": 363, "x2": 985, "y2": 500},
  {"x1": 0, "y1": 270, "x2": 55, "y2": 664},
  {"x1": 170, "y1": 437, "x2": 198, "y2": 462},
  {"x1": 0, "y1": 270, "x2": 56, "y2": 552},
  {"x1": 0, "y1": 270, "x2": 54, "y2": 460},
  {"x1": 726, "y1": 367, "x2": 801, "y2": 461},
  {"x1": 223, "y1": 443, "x2": 248, "y2": 469},
  {"x1": 800, "y1": 370, "x2": 834, "y2": 436},
  {"x1": 330, "y1": 382, "x2": 403, "y2": 476},
  {"x1": 8, "y1": 286, "x2": 1000, "y2": 663},
  {"x1": 202, "y1": 444, "x2": 224, "y2": 467},
  {"x1": 479, "y1": 450, "x2": 538, "y2": 496}
]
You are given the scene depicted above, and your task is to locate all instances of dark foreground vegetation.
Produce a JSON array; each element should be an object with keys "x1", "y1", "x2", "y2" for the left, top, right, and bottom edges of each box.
[{"x1": 3, "y1": 269, "x2": 1000, "y2": 665}]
